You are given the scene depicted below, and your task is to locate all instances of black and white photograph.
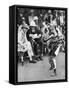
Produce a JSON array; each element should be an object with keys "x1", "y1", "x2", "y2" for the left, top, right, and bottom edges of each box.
[{"x1": 15, "y1": 5, "x2": 67, "y2": 83}]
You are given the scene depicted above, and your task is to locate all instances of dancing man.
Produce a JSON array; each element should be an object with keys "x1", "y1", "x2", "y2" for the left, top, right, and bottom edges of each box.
[{"x1": 48, "y1": 25, "x2": 63, "y2": 76}]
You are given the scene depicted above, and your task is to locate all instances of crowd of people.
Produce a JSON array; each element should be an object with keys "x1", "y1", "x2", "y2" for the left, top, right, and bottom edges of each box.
[{"x1": 17, "y1": 8, "x2": 65, "y2": 76}]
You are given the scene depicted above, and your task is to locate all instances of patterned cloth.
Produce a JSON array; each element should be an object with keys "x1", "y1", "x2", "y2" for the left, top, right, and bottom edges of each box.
[{"x1": 18, "y1": 25, "x2": 34, "y2": 57}]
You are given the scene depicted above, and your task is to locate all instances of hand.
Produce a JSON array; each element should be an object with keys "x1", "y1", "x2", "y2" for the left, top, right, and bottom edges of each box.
[
  {"x1": 37, "y1": 34, "x2": 41, "y2": 38},
  {"x1": 29, "y1": 34, "x2": 33, "y2": 37}
]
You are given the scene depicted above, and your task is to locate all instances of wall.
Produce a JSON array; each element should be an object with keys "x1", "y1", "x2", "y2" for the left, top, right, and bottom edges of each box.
[{"x1": 0, "y1": 0, "x2": 69, "y2": 90}]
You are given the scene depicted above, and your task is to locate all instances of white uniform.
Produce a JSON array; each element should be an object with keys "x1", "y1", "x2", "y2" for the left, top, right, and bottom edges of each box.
[{"x1": 18, "y1": 25, "x2": 34, "y2": 61}]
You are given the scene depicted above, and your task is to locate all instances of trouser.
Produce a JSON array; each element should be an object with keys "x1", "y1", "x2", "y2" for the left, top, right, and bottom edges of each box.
[
  {"x1": 43, "y1": 43, "x2": 49, "y2": 55},
  {"x1": 35, "y1": 40, "x2": 42, "y2": 56}
]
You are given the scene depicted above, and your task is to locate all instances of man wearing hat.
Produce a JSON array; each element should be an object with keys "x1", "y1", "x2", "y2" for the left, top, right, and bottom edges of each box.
[
  {"x1": 33, "y1": 16, "x2": 40, "y2": 30},
  {"x1": 26, "y1": 21, "x2": 43, "y2": 61},
  {"x1": 21, "y1": 17, "x2": 29, "y2": 29},
  {"x1": 48, "y1": 25, "x2": 64, "y2": 76},
  {"x1": 28, "y1": 9, "x2": 35, "y2": 26}
]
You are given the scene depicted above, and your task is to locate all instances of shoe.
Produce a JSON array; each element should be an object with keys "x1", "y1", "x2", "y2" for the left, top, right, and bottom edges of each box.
[
  {"x1": 29, "y1": 60, "x2": 36, "y2": 63},
  {"x1": 36, "y1": 58, "x2": 40, "y2": 61},
  {"x1": 49, "y1": 67, "x2": 53, "y2": 70},
  {"x1": 50, "y1": 73, "x2": 56, "y2": 77},
  {"x1": 39, "y1": 57, "x2": 43, "y2": 61},
  {"x1": 40, "y1": 58, "x2": 43, "y2": 61},
  {"x1": 53, "y1": 69, "x2": 57, "y2": 76},
  {"x1": 21, "y1": 62, "x2": 24, "y2": 66}
]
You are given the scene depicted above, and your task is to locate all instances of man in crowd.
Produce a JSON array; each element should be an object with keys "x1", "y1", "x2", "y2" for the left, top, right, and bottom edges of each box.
[
  {"x1": 33, "y1": 16, "x2": 40, "y2": 30},
  {"x1": 48, "y1": 25, "x2": 63, "y2": 76},
  {"x1": 28, "y1": 9, "x2": 35, "y2": 26},
  {"x1": 41, "y1": 20, "x2": 50, "y2": 55},
  {"x1": 26, "y1": 21, "x2": 43, "y2": 61}
]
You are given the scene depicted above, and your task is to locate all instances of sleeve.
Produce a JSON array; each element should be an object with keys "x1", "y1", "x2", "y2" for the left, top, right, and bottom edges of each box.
[{"x1": 26, "y1": 29, "x2": 32, "y2": 41}]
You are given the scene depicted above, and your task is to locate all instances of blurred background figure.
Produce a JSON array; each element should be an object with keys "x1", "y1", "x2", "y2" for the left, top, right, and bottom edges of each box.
[{"x1": 28, "y1": 9, "x2": 35, "y2": 26}]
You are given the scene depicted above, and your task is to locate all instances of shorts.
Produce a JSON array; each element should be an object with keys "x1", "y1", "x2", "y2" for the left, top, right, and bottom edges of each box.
[{"x1": 49, "y1": 45, "x2": 58, "y2": 57}]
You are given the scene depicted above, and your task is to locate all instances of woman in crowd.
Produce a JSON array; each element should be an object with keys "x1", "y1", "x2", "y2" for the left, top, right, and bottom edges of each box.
[{"x1": 18, "y1": 18, "x2": 36, "y2": 64}]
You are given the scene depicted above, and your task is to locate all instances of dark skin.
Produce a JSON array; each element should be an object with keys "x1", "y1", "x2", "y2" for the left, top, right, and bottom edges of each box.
[{"x1": 26, "y1": 26, "x2": 43, "y2": 60}]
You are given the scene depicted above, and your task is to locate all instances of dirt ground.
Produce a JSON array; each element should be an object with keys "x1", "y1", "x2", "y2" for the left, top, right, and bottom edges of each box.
[{"x1": 18, "y1": 52, "x2": 65, "y2": 82}]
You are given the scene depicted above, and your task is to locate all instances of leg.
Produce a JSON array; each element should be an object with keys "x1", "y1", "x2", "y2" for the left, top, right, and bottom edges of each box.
[
  {"x1": 49, "y1": 56, "x2": 54, "y2": 70},
  {"x1": 49, "y1": 56, "x2": 57, "y2": 76},
  {"x1": 52, "y1": 58, "x2": 57, "y2": 76},
  {"x1": 32, "y1": 41, "x2": 40, "y2": 61},
  {"x1": 18, "y1": 52, "x2": 24, "y2": 65},
  {"x1": 38, "y1": 40, "x2": 43, "y2": 61},
  {"x1": 21, "y1": 55, "x2": 24, "y2": 65},
  {"x1": 21, "y1": 55, "x2": 23, "y2": 62},
  {"x1": 27, "y1": 42, "x2": 36, "y2": 63}
]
